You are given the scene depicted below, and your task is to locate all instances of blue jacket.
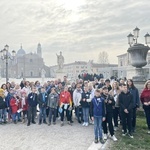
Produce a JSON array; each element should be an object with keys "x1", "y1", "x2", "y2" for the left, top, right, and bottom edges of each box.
[
  {"x1": 27, "y1": 93, "x2": 38, "y2": 107},
  {"x1": 90, "y1": 96, "x2": 105, "y2": 117},
  {"x1": 128, "y1": 87, "x2": 140, "y2": 108}
]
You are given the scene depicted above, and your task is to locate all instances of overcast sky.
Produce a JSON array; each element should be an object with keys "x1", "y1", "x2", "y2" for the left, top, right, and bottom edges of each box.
[{"x1": 0, "y1": 0, "x2": 150, "y2": 66}]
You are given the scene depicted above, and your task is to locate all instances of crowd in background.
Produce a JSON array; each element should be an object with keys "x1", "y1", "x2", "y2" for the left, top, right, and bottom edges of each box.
[{"x1": 0, "y1": 75, "x2": 150, "y2": 144}]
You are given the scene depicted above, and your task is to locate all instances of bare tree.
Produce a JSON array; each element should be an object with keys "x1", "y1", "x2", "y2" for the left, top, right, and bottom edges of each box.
[{"x1": 98, "y1": 51, "x2": 109, "y2": 64}]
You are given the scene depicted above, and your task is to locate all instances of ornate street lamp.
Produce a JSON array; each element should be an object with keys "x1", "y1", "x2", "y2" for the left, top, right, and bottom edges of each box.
[
  {"x1": 127, "y1": 27, "x2": 150, "y2": 82},
  {"x1": 0, "y1": 45, "x2": 16, "y2": 83}
]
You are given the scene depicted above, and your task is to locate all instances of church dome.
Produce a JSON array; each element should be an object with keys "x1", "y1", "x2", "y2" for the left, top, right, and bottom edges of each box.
[{"x1": 17, "y1": 45, "x2": 26, "y2": 57}]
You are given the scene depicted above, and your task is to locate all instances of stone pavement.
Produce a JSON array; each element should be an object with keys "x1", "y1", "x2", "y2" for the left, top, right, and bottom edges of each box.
[{"x1": 0, "y1": 117, "x2": 104, "y2": 150}]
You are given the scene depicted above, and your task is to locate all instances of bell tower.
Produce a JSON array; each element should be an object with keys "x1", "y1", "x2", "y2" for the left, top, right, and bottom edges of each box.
[{"x1": 37, "y1": 43, "x2": 42, "y2": 57}]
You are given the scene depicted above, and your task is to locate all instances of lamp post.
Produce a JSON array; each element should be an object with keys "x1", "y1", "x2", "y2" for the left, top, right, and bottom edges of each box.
[
  {"x1": 0, "y1": 45, "x2": 16, "y2": 83},
  {"x1": 127, "y1": 27, "x2": 150, "y2": 82}
]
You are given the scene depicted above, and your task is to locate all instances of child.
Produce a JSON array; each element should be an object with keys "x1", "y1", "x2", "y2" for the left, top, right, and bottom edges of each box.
[
  {"x1": 47, "y1": 88, "x2": 59, "y2": 125},
  {"x1": 10, "y1": 93, "x2": 19, "y2": 124},
  {"x1": 21, "y1": 91, "x2": 28, "y2": 123},
  {"x1": 119, "y1": 84, "x2": 133, "y2": 138},
  {"x1": 102, "y1": 86, "x2": 117, "y2": 141},
  {"x1": 91, "y1": 89, "x2": 105, "y2": 144}
]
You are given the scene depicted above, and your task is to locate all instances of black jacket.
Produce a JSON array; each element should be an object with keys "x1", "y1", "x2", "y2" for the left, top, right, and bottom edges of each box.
[
  {"x1": 102, "y1": 94, "x2": 115, "y2": 113},
  {"x1": 38, "y1": 92, "x2": 48, "y2": 108},
  {"x1": 0, "y1": 96, "x2": 7, "y2": 109},
  {"x1": 119, "y1": 91, "x2": 133, "y2": 112},
  {"x1": 80, "y1": 92, "x2": 90, "y2": 108}
]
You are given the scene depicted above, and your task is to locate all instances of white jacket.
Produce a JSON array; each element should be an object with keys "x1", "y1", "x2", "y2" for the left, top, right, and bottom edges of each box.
[{"x1": 73, "y1": 89, "x2": 82, "y2": 107}]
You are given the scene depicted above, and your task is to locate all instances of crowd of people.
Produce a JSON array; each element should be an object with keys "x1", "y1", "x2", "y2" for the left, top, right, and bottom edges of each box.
[{"x1": 0, "y1": 75, "x2": 150, "y2": 144}]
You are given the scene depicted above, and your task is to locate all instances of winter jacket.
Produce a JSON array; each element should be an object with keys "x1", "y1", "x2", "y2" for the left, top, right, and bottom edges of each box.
[
  {"x1": 0, "y1": 96, "x2": 7, "y2": 109},
  {"x1": 10, "y1": 98, "x2": 18, "y2": 114},
  {"x1": 128, "y1": 87, "x2": 140, "y2": 108},
  {"x1": 102, "y1": 94, "x2": 115, "y2": 113},
  {"x1": 27, "y1": 93, "x2": 38, "y2": 107},
  {"x1": 38, "y1": 92, "x2": 48, "y2": 108},
  {"x1": 90, "y1": 96, "x2": 105, "y2": 117},
  {"x1": 140, "y1": 89, "x2": 150, "y2": 109},
  {"x1": 73, "y1": 89, "x2": 82, "y2": 107},
  {"x1": 80, "y1": 92, "x2": 90, "y2": 108},
  {"x1": 60, "y1": 91, "x2": 72, "y2": 106},
  {"x1": 119, "y1": 91, "x2": 133, "y2": 113},
  {"x1": 47, "y1": 93, "x2": 59, "y2": 109}
]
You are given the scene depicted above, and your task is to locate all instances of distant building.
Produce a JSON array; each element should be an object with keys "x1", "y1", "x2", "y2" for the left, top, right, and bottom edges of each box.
[
  {"x1": 0, "y1": 43, "x2": 50, "y2": 79},
  {"x1": 50, "y1": 60, "x2": 117, "y2": 80}
]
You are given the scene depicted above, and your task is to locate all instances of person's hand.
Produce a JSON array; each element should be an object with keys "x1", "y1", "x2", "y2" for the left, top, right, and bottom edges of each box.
[
  {"x1": 83, "y1": 98, "x2": 86, "y2": 101},
  {"x1": 144, "y1": 102, "x2": 148, "y2": 106},
  {"x1": 148, "y1": 101, "x2": 150, "y2": 105},
  {"x1": 104, "y1": 100, "x2": 107, "y2": 103},
  {"x1": 91, "y1": 117, "x2": 94, "y2": 121},
  {"x1": 108, "y1": 100, "x2": 112, "y2": 104},
  {"x1": 102, "y1": 117, "x2": 105, "y2": 121},
  {"x1": 124, "y1": 109, "x2": 128, "y2": 113}
]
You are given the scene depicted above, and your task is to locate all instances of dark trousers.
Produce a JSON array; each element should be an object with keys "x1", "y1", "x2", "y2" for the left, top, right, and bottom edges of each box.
[
  {"x1": 102, "y1": 112, "x2": 114, "y2": 136},
  {"x1": 46, "y1": 107, "x2": 49, "y2": 117},
  {"x1": 144, "y1": 106, "x2": 150, "y2": 130},
  {"x1": 49, "y1": 108, "x2": 57, "y2": 123},
  {"x1": 113, "y1": 107, "x2": 120, "y2": 127},
  {"x1": 131, "y1": 107, "x2": 137, "y2": 130},
  {"x1": 76, "y1": 106, "x2": 83, "y2": 122},
  {"x1": 121, "y1": 111, "x2": 132, "y2": 133},
  {"x1": 27, "y1": 106, "x2": 36, "y2": 123},
  {"x1": 60, "y1": 105, "x2": 71, "y2": 122}
]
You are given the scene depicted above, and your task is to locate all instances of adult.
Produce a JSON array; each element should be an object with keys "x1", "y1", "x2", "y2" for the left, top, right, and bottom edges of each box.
[
  {"x1": 27, "y1": 86, "x2": 38, "y2": 126},
  {"x1": 59, "y1": 86, "x2": 72, "y2": 126},
  {"x1": 127, "y1": 79, "x2": 140, "y2": 132},
  {"x1": 140, "y1": 80, "x2": 150, "y2": 134},
  {"x1": 38, "y1": 87, "x2": 48, "y2": 125}
]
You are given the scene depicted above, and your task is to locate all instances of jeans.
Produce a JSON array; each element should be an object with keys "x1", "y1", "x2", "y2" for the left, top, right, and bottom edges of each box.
[
  {"x1": 0, "y1": 109, "x2": 7, "y2": 122},
  {"x1": 143, "y1": 106, "x2": 150, "y2": 130},
  {"x1": 94, "y1": 116, "x2": 103, "y2": 139},
  {"x1": 12, "y1": 113, "x2": 17, "y2": 121},
  {"x1": 49, "y1": 108, "x2": 57, "y2": 123},
  {"x1": 102, "y1": 112, "x2": 114, "y2": 136},
  {"x1": 121, "y1": 111, "x2": 132, "y2": 133},
  {"x1": 27, "y1": 106, "x2": 36, "y2": 123},
  {"x1": 82, "y1": 107, "x2": 89, "y2": 123},
  {"x1": 39, "y1": 107, "x2": 46, "y2": 122}
]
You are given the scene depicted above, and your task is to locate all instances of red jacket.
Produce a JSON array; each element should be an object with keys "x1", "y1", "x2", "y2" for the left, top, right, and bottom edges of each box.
[
  {"x1": 59, "y1": 91, "x2": 72, "y2": 106},
  {"x1": 10, "y1": 98, "x2": 18, "y2": 114},
  {"x1": 140, "y1": 89, "x2": 150, "y2": 104}
]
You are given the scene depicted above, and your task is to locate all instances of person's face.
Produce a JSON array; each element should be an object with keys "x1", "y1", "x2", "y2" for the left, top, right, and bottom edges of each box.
[
  {"x1": 103, "y1": 89, "x2": 108, "y2": 95},
  {"x1": 32, "y1": 87, "x2": 36, "y2": 93},
  {"x1": 84, "y1": 86, "x2": 89, "y2": 92},
  {"x1": 95, "y1": 91, "x2": 100, "y2": 97},
  {"x1": 127, "y1": 80, "x2": 132, "y2": 86},
  {"x1": 76, "y1": 85, "x2": 81, "y2": 91},
  {"x1": 105, "y1": 82, "x2": 110, "y2": 86},
  {"x1": 113, "y1": 83, "x2": 117, "y2": 89},
  {"x1": 2, "y1": 85, "x2": 6, "y2": 90},
  {"x1": 123, "y1": 86, "x2": 128, "y2": 93},
  {"x1": 41, "y1": 88, "x2": 45, "y2": 93},
  {"x1": 147, "y1": 82, "x2": 150, "y2": 89},
  {"x1": 64, "y1": 87, "x2": 68, "y2": 91}
]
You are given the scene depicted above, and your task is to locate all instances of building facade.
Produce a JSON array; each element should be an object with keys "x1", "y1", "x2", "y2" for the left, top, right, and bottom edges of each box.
[{"x1": 0, "y1": 43, "x2": 50, "y2": 79}]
